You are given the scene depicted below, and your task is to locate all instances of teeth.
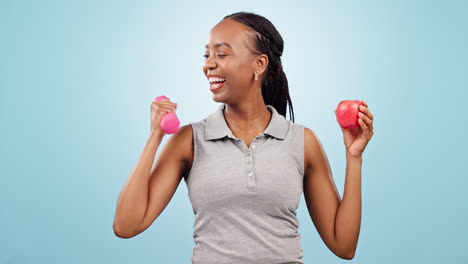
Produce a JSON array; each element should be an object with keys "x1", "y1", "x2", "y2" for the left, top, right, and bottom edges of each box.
[{"x1": 208, "y1": 77, "x2": 226, "y2": 83}]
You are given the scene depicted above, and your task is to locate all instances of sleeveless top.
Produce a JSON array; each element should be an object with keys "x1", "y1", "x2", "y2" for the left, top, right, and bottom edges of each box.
[{"x1": 184, "y1": 103, "x2": 305, "y2": 264}]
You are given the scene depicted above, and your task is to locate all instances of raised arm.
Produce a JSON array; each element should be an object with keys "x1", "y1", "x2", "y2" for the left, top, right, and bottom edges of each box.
[
  {"x1": 303, "y1": 127, "x2": 362, "y2": 260},
  {"x1": 135, "y1": 124, "x2": 193, "y2": 235},
  {"x1": 113, "y1": 124, "x2": 193, "y2": 238},
  {"x1": 113, "y1": 97, "x2": 193, "y2": 238}
]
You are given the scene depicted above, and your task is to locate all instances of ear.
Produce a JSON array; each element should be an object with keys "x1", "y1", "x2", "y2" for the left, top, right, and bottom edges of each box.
[{"x1": 254, "y1": 54, "x2": 269, "y2": 76}]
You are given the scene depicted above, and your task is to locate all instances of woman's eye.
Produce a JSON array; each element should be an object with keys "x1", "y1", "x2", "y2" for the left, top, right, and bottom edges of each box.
[{"x1": 202, "y1": 54, "x2": 227, "y2": 59}]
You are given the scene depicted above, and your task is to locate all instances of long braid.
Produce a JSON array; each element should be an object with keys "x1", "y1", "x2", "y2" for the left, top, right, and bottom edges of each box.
[{"x1": 223, "y1": 12, "x2": 295, "y2": 122}]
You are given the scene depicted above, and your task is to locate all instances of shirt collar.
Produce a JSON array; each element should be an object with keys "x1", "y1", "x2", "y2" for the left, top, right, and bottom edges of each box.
[{"x1": 204, "y1": 104, "x2": 289, "y2": 141}]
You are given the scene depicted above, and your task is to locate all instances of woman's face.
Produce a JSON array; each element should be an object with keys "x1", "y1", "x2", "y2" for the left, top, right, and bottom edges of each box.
[{"x1": 203, "y1": 18, "x2": 261, "y2": 103}]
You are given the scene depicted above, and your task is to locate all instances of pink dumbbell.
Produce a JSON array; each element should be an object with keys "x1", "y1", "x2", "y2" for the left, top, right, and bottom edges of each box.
[{"x1": 154, "y1": 95, "x2": 180, "y2": 134}]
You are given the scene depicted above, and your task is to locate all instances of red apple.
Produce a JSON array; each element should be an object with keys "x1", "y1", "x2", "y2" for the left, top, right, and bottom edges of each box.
[{"x1": 335, "y1": 100, "x2": 364, "y2": 129}]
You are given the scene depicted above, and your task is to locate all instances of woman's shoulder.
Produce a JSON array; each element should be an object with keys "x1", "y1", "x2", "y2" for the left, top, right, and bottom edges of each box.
[
  {"x1": 170, "y1": 123, "x2": 194, "y2": 145},
  {"x1": 288, "y1": 121, "x2": 321, "y2": 152},
  {"x1": 188, "y1": 118, "x2": 208, "y2": 136},
  {"x1": 287, "y1": 119, "x2": 314, "y2": 136},
  {"x1": 285, "y1": 120, "x2": 307, "y2": 139},
  {"x1": 300, "y1": 122, "x2": 319, "y2": 145}
]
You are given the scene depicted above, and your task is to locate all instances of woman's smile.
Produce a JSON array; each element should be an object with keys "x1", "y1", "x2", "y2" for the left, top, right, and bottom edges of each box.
[{"x1": 208, "y1": 75, "x2": 227, "y2": 92}]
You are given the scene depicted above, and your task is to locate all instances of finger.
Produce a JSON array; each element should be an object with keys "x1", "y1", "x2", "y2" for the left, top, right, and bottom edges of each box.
[
  {"x1": 360, "y1": 102, "x2": 374, "y2": 118},
  {"x1": 368, "y1": 111, "x2": 373, "y2": 120},
  {"x1": 158, "y1": 108, "x2": 171, "y2": 115},
  {"x1": 358, "y1": 112, "x2": 372, "y2": 128},
  {"x1": 156, "y1": 101, "x2": 172, "y2": 107},
  {"x1": 359, "y1": 105, "x2": 373, "y2": 120},
  {"x1": 154, "y1": 102, "x2": 176, "y2": 111},
  {"x1": 358, "y1": 117, "x2": 369, "y2": 134},
  {"x1": 359, "y1": 105, "x2": 368, "y2": 114},
  {"x1": 152, "y1": 105, "x2": 170, "y2": 114},
  {"x1": 360, "y1": 104, "x2": 373, "y2": 118},
  {"x1": 158, "y1": 102, "x2": 177, "y2": 109},
  {"x1": 360, "y1": 115, "x2": 374, "y2": 138},
  {"x1": 160, "y1": 106, "x2": 176, "y2": 113}
]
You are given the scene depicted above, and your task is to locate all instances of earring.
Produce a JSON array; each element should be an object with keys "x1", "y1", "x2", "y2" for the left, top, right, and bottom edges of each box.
[{"x1": 254, "y1": 72, "x2": 258, "y2": 81}]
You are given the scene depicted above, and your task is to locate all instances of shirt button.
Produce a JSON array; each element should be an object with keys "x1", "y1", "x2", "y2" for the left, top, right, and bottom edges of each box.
[
  {"x1": 248, "y1": 172, "x2": 253, "y2": 177},
  {"x1": 251, "y1": 145, "x2": 256, "y2": 149}
]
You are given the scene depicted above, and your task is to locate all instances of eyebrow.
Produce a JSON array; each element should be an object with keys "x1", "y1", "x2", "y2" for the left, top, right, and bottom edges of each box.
[{"x1": 205, "y1": 42, "x2": 232, "y2": 49}]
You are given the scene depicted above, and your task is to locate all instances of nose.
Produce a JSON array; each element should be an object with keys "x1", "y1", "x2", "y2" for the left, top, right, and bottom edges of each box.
[{"x1": 203, "y1": 55, "x2": 216, "y2": 73}]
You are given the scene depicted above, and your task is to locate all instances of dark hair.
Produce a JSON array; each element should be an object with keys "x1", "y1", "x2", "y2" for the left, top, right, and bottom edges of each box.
[{"x1": 223, "y1": 11, "x2": 295, "y2": 122}]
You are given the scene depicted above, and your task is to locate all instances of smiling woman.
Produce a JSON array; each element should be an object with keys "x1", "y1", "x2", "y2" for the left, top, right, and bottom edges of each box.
[
  {"x1": 187, "y1": 12, "x2": 309, "y2": 263},
  {"x1": 202, "y1": 12, "x2": 295, "y2": 122},
  {"x1": 114, "y1": 10, "x2": 370, "y2": 264}
]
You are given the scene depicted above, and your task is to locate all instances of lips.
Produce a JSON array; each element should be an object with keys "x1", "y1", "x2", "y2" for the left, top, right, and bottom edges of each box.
[
  {"x1": 207, "y1": 75, "x2": 226, "y2": 92},
  {"x1": 209, "y1": 80, "x2": 226, "y2": 92}
]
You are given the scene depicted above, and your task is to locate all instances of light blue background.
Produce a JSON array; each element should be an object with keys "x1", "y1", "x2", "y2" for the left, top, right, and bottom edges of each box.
[{"x1": 1, "y1": 0, "x2": 467, "y2": 263}]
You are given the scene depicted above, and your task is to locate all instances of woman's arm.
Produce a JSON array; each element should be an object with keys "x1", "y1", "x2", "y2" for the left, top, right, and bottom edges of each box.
[
  {"x1": 304, "y1": 101, "x2": 373, "y2": 259},
  {"x1": 303, "y1": 128, "x2": 361, "y2": 260},
  {"x1": 113, "y1": 125, "x2": 192, "y2": 238},
  {"x1": 335, "y1": 151, "x2": 362, "y2": 258},
  {"x1": 113, "y1": 129, "x2": 165, "y2": 238}
]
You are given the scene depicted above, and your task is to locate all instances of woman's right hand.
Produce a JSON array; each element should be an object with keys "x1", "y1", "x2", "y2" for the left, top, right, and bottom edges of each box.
[{"x1": 150, "y1": 98, "x2": 177, "y2": 136}]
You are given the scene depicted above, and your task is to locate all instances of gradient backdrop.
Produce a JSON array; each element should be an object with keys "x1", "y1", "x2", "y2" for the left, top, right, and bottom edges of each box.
[{"x1": 1, "y1": 0, "x2": 467, "y2": 263}]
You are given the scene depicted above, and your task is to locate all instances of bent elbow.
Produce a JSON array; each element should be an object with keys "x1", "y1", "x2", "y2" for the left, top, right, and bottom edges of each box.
[
  {"x1": 339, "y1": 250, "x2": 355, "y2": 260},
  {"x1": 113, "y1": 223, "x2": 136, "y2": 239},
  {"x1": 332, "y1": 243, "x2": 356, "y2": 260}
]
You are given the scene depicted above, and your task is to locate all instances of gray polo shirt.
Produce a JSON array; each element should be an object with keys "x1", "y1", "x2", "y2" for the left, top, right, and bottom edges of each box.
[{"x1": 185, "y1": 103, "x2": 304, "y2": 264}]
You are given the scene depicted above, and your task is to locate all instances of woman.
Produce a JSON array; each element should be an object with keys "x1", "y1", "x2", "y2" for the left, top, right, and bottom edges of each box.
[{"x1": 113, "y1": 11, "x2": 374, "y2": 263}]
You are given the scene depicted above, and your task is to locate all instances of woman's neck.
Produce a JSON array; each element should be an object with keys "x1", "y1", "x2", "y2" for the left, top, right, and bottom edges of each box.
[{"x1": 223, "y1": 102, "x2": 272, "y2": 135}]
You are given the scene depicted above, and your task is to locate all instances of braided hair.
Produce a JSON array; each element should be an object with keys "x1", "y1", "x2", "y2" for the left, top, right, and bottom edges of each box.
[{"x1": 223, "y1": 11, "x2": 295, "y2": 122}]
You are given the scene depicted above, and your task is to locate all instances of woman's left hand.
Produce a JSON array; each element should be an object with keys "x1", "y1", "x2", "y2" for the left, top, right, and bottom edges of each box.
[{"x1": 337, "y1": 100, "x2": 374, "y2": 158}]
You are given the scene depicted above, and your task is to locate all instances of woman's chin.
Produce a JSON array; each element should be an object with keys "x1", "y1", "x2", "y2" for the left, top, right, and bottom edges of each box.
[
  {"x1": 212, "y1": 95, "x2": 224, "y2": 103},
  {"x1": 211, "y1": 90, "x2": 227, "y2": 102}
]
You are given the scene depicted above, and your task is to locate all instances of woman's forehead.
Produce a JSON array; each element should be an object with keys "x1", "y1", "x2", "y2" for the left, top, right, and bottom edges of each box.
[{"x1": 206, "y1": 19, "x2": 252, "y2": 49}]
